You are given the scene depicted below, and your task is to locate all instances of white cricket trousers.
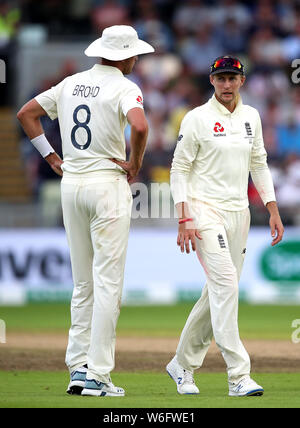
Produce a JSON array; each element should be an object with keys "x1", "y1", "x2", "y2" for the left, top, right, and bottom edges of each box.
[
  {"x1": 61, "y1": 171, "x2": 132, "y2": 383},
  {"x1": 176, "y1": 199, "x2": 251, "y2": 382}
]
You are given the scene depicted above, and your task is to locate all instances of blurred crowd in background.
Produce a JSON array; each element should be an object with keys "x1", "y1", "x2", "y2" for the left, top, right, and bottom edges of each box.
[{"x1": 1, "y1": 0, "x2": 300, "y2": 225}]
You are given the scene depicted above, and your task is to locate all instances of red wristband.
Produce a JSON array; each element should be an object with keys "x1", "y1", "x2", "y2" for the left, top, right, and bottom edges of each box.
[{"x1": 179, "y1": 218, "x2": 193, "y2": 224}]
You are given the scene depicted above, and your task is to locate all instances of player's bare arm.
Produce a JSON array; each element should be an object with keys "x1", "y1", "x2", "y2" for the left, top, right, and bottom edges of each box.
[
  {"x1": 266, "y1": 201, "x2": 284, "y2": 246},
  {"x1": 111, "y1": 107, "x2": 148, "y2": 183},
  {"x1": 175, "y1": 201, "x2": 201, "y2": 254},
  {"x1": 17, "y1": 99, "x2": 63, "y2": 177},
  {"x1": 17, "y1": 98, "x2": 46, "y2": 138}
]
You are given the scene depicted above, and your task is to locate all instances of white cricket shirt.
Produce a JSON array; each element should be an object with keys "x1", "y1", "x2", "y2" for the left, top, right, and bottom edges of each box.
[
  {"x1": 170, "y1": 94, "x2": 276, "y2": 211},
  {"x1": 35, "y1": 64, "x2": 144, "y2": 175}
]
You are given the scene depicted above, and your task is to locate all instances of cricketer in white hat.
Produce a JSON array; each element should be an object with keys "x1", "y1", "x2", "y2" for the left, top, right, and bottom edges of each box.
[
  {"x1": 17, "y1": 25, "x2": 155, "y2": 397},
  {"x1": 85, "y1": 25, "x2": 154, "y2": 60}
]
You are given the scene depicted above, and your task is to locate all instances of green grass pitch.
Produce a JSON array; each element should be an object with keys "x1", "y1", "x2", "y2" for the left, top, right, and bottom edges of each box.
[
  {"x1": 1, "y1": 302, "x2": 299, "y2": 339},
  {"x1": 1, "y1": 371, "x2": 300, "y2": 408},
  {"x1": 0, "y1": 303, "x2": 300, "y2": 408}
]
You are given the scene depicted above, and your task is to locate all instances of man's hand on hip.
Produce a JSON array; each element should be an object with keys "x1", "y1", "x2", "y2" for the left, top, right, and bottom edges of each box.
[
  {"x1": 45, "y1": 152, "x2": 64, "y2": 177},
  {"x1": 110, "y1": 159, "x2": 140, "y2": 183}
]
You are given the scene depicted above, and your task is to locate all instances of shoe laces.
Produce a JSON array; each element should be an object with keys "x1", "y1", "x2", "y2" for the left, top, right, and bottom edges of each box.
[
  {"x1": 107, "y1": 382, "x2": 123, "y2": 393},
  {"x1": 231, "y1": 376, "x2": 251, "y2": 388},
  {"x1": 183, "y1": 369, "x2": 195, "y2": 385},
  {"x1": 240, "y1": 376, "x2": 252, "y2": 385}
]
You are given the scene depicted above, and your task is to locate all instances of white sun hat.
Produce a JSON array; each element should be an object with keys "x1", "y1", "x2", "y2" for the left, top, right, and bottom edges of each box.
[{"x1": 84, "y1": 25, "x2": 155, "y2": 60}]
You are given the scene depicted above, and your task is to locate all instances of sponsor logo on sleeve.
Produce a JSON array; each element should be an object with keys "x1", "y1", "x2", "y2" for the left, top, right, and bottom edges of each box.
[{"x1": 136, "y1": 95, "x2": 143, "y2": 105}]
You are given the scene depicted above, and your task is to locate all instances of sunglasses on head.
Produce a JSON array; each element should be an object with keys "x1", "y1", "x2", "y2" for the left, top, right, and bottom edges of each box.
[{"x1": 211, "y1": 57, "x2": 244, "y2": 74}]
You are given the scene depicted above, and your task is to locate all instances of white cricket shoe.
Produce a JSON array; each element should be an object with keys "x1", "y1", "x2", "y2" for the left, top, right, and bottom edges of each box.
[
  {"x1": 66, "y1": 365, "x2": 87, "y2": 395},
  {"x1": 229, "y1": 376, "x2": 264, "y2": 397},
  {"x1": 81, "y1": 378, "x2": 125, "y2": 397},
  {"x1": 166, "y1": 356, "x2": 199, "y2": 395}
]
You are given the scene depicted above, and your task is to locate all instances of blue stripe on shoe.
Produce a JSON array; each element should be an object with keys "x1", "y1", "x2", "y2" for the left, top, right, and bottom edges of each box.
[
  {"x1": 71, "y1": 371, "x2": 87, "y2": 382},
  {"x1": 246, "y1": 388, "x2": 264, "y2": 396},
  {"x1": 84, "y1": 379, "x2": 106, "y2": 390}
]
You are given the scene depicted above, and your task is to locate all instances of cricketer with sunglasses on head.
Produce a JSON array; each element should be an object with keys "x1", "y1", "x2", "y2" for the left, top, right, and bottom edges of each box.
[{"x1": 166, "y1": 56, "x2": 284, "y2": 397}]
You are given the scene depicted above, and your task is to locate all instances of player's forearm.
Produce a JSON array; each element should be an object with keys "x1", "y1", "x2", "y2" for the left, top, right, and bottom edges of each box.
[
  {"x1": 250, "y1": 167, "x2": 276, "y2": 206},
  {"x1": 170, "y1": 169, "x2": 189, "y2": 207},
  {"x1": 17, "y1": 101, "x2": 55, "y2": 159},
  {"x1": 175, "y1": 201, "x2": 192, "y2": 219},
  {"x1": 266, "y1": 200, "x2": 280, "y2": 216},
  {"x1": 17, "y1": 111, "x2": 44, "y2": 140},
  {"x1": 128, "y1": 123, "x2": 148, "y2": 170},
  {"x1": 17, "y1": 99, "x2": 46, "y2": 139}
]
